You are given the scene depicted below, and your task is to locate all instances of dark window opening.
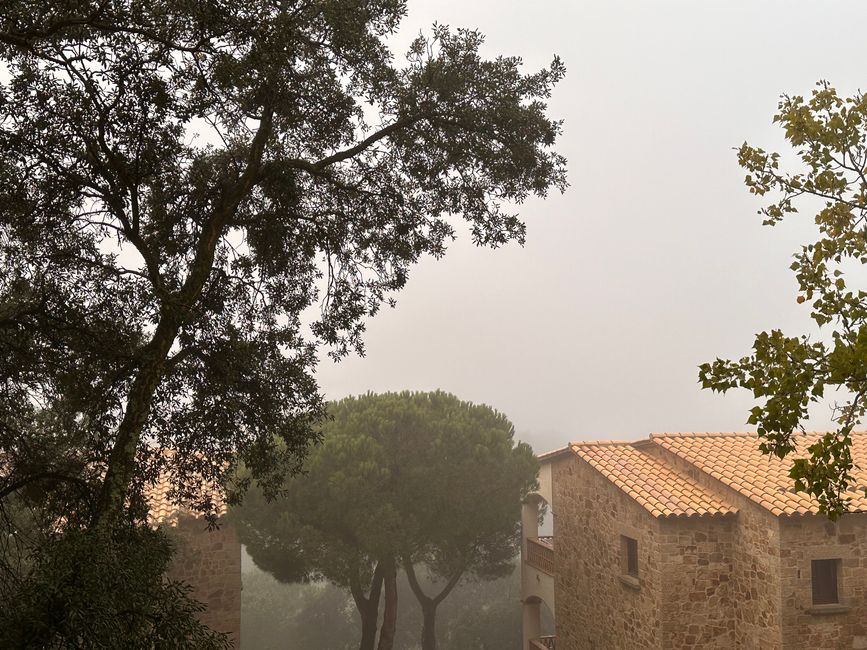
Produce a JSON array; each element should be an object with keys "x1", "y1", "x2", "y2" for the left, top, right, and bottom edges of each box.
[
  {"x1": 621, "y1": 535, "x2": 638, "y2": 578},
  {"x1": 811, "y1": 558, "x2": 840, "y2": 605}
]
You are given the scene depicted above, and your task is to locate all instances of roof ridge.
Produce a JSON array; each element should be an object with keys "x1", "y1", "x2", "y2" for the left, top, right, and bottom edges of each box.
[
  {"x1": 650, "y1": 430, "x2": 867, "y2": 439},
  {"x1": 649, "y1": 432, "x2": 758, "y2": 439},
  {"x1": 570, "y1": 439, "x2": 639, "y2": 448}
]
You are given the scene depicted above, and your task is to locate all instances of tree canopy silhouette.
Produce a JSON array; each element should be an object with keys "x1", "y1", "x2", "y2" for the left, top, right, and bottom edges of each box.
[{"x1": 0, "y1": 1, "x2": 565, "y2": 644}]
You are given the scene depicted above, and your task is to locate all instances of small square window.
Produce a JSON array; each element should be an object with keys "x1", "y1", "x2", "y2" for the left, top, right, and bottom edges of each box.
[
  {"x1": 621, "y1": 535, "x2": 638, "y2": 578},
  {"x1": 811, "y1": 559, "x2": 840, "y2": 605}
]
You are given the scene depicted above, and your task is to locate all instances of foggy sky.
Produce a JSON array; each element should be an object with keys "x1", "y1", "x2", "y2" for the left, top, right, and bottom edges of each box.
[{"x1": 313, "y1": 0, "x2": 867, "y2": 454}]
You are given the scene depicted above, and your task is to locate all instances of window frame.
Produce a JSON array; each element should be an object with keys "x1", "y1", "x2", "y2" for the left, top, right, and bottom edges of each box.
[
  {"x1": 811, "y1": 558, "x2": 840, "y2": 606},
  {"x1": 620, "y1": 534, "x2": 639, "y2": 579}
]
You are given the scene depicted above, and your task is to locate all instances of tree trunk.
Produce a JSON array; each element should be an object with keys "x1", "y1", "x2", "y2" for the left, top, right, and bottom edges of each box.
[
  {"x1": 92, "y1": 107, "x2": 274, "y2": 529},
  {"x1": 350, "y1": 561, "x2": 385, "y2": 650},
  {"x1": 376, "y1": 558, "x2": 397, "y2": 650},
  {"x1": 420, "y1": 601, "x2": 438, "y2": 650},
  {"x1": 403, "y1": 558, "x2": 464, "y2": 650},
  {"x1": 359, "y1": 601, "x2": 379, "y2": 650},
  {"x1": 93, "y1": 319, "x2": 180, "y2": 527}
]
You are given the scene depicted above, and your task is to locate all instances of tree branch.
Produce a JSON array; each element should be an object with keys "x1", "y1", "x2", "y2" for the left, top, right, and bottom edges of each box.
[
  {"x1": 276, "y1": 115, "x2": 425, "y2": 177},
  {"x1": 0, "y1": 4, "x2": 217, "y2": 56},
  {"x1": 93, "y1": 102, "x2": 275, "y2": 528},
  {"x1": 432, "y1": 567, "x2": 463, "y2": 606},
  {"x1": 402, "y1": 557, "x2": 432, "y2": 606},
  {"x1": 0, "y1": 471, "x2": 93, "y2": 502}
]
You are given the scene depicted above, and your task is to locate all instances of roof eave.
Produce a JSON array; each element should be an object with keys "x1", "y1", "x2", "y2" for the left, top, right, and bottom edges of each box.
[{"x1": 537, "y1": 445, "x2": 573, "y2": 463}]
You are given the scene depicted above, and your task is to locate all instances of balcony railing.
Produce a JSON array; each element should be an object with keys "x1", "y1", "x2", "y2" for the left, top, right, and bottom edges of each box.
[
  {"x1": 530, "y1": 636, "x2": 556, "y2": 649},
  {"x1": 526, "y1": 536, "x2": 554, "y2": 575}
]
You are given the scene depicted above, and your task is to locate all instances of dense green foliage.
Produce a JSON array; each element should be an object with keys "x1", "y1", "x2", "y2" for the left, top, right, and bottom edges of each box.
[
  {"x1": 233, "y1": 391, "x2": 538, "y2": 650},
  {"x1": 0, "y1": 1, "x2": 564, "y2": 643},
  {"x1": 700, "y1": 83, "x2": 867, "y2": 517},
  {"x1": 1, "y1": 524, "x2": 227, "y2": 649}
]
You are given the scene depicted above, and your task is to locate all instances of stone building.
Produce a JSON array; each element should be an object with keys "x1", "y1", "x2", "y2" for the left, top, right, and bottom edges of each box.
[
  {"x1": 147, "y1": 475, "x2": 242, "y2": 648},
  {"x1": 521, "y1": 432, "x2": 867, "y2": 650}
]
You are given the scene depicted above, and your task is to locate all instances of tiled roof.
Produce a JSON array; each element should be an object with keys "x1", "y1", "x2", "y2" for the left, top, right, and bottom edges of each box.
[
  {"x1": 144, "y1": 474, "x2": 227, "y2": 526},
  {"x1": 651, "y1": 432, "x2": 867, "y2": 516},
  {"x1": 571, "y1": 440, "x2": 738, "y2": 519}
]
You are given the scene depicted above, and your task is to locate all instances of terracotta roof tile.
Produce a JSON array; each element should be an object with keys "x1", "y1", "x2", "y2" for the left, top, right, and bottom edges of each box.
[
  {"x1": 144, "y1": 473, "x2": 226, "y2": 526},
  {"x1": 650, "y1": 431, "x2": 867, "y2": 516},
  {"x1": 570, "y1": 441, "x2": 738, "y2": 519}
]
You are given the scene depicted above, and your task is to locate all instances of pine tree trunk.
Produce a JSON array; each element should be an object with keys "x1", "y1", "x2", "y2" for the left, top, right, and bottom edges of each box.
[
  {"x1": 376, "y1": 558, "x2": 397, "y2": 650},
  {"x1": 420, "y1": 601, "x2": 438, "y2": 650},
  {"x1": 351, "y1": 561, "x2": 385, "y2": 650},
  {"x1": 359, "y1": 603, "x2": 379, "y2": 650},
  {"x1": 403, "y1": 559, "x2": 464, "y2": 650}
]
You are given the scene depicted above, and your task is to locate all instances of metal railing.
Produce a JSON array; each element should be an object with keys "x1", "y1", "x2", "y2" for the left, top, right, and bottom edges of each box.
[{"x1": 526, "y1": 536, "x2": 554, "y2": 575}]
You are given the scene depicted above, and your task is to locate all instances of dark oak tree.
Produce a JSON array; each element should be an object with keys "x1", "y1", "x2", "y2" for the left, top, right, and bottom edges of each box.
[
  {"x1": 701, "y1": 83, "x2": 867, "y2": 518},
  {"x1": 0, "y1": 0, "x2": 565, "y2": 644},
  {"x1": 233, "y1": 391, "x2": 539, "y2": 650}
]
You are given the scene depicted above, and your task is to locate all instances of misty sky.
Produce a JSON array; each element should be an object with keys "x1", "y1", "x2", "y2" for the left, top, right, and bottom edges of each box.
[{"x1": 314, "y1": 0, "x2": 867, "y2": 454}]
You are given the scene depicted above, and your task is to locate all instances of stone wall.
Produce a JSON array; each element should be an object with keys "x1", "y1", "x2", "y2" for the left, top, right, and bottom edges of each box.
[
  {"x1": 646, "y1": 443, "x2": 784, "y2": 650},
  {"x1": 728, "y1": 499, "x2": 783, "y2": 650},
  {"x1": 552, "y1": 454, "x2": 663, "y2": 650},
  {"x1": 659, "y1": 516, "x2": 735, "y2": 649},
  {"x1": 165, "y1": 516, "x2": 242, "y2": 648},
  {"x1": 548, "y1": 442, "x2": 867, "y2": 649},
  {"x1": 780, "y1": 512, "x2": 867, "y2": 650}
]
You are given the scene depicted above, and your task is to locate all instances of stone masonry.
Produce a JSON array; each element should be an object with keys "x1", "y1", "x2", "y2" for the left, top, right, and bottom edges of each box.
[
  {"x1": 552, "y1": 453, "x2": 664, "y2": 649},
  {"x1": 530, "y1": 432, "x2": 867, "y2": 650},
  {"x1": 658, "y1": 515, "x2": 735, "y2": 649},
  {"x1": 780, "y1": 514, "x2": 867, "y2": 649},
  {"x1": 146, "y1": 472, "x2": 242, "y2": 648},
  {"x1": 165, "y1": 516, "x2": 242, "y2": 648}
]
